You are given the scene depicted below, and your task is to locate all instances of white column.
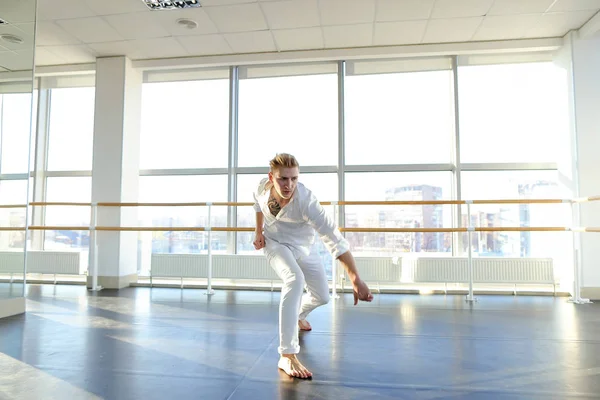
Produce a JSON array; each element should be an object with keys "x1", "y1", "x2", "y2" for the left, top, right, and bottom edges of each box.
[{"x1": 88, "y1": 56, "x2": 142, "y2": 289}]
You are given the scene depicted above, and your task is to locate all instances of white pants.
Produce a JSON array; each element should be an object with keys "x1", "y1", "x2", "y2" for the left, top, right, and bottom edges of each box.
[{"x1": 264, "y1": 241, "x2": 330, "y2": 355}]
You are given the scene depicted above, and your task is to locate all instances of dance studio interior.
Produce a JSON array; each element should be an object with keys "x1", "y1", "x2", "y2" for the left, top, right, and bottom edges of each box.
[{"x1": 1, "y1": 0, "x2": 600, "y2": 398}]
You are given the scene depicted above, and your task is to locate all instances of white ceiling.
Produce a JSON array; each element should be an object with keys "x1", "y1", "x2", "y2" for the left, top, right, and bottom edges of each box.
[{"x1": 0, "y1": 0, "x2": 599, "y2": 69}]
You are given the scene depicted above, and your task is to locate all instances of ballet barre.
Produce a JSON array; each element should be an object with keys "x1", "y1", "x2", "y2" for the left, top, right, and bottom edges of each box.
[{"x1": 1, "y1": 195, "x2": 599, "y2": 303}]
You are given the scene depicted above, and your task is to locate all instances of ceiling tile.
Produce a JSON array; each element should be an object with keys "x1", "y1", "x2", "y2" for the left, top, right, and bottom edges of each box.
[
  {"x1": 83, "y1": 0, "x2": 149, "y2": 15},
  {"x1": 422, "y1": 17, "x2": 483, "y2": 43},
  {"x1": 204, "y1": 3, "x2": 268, "y2": 33},
  {"x1": 149, "y1": 8, "x2": 219, "y2": 36},
  {"x1": 473, "y1": 14, "x2": 541, "y2": 41},
  {"x1": 524, "y1": 10, "x2": 597, "y2": 37},
  {"x1": 127, "y1": 37, "x2": 189, "y2": 59},
  {"x1": 0, "y1": 49, "x2": 34, "y2": 70},
  {"x1": 87, "y1": 40, "x2": 140, "y2": 57},
  {"x1": 487, "y1": 0, "x2": 555, "y2": 15},
  {"x1": 261, "y1": 0, "x2": 321, "y2": 30},
  {"x1": 34, "y1": 46, "x2": 67, "y2": 65},
  {"x1": 36, "y1": 21, "x2": 82, "y2": 46},
  {"x1": 41, "y1": 44, "x2": 96, "y2": 64},
  {"x1": 224, "y1": 30, "x2": 277, "y2": 53},
  {"x1": 375, "y1": 0, "x2": 434, "y2": 22},
  {"x1": 37, "y1": 0, "x2": 96, "y2": 21},
  {"x1": 176, "y1": 34, "x2": 233, "y2": 55},
  {"x1": 319, "y1": 0, "x2": 376, "y2": 26},
  {"x1": 373, "y1": 20, "x2": 427, "y2": 46},
  {"x1": 104, "y1": 12, "x2": 171, "y2": 40},
  {"x1": 272, "y1": 27, "x2": 324, "y2": 51},
  {"x1": 431, "y1": 0, "x2": 494, "y2": 19},
  {"x1": 0, "y1": 23, "x2": 34, "y2": 50},
  {"x1": 56, "y1": 17, "x2": 124, "y2": 43},
  {"x1": 323, "y1": 23, "x2": 372, "y2": 48},
  {"x1": 0, "y1": 0, "x2": 37, "y2": 23},
  {"x1": 549, "y1": 0, "x2": 600, "y2": 12}
]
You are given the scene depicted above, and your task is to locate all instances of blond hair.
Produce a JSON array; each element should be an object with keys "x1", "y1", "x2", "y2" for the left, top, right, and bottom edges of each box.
[{"x1": 269, "y1": 153, "x2": 299, "y2": 172}]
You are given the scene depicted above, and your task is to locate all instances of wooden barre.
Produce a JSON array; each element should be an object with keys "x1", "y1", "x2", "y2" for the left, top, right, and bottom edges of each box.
[
  {"x1": 96, "y1": 202, "x2": 256, "y2": 207},
  {"x1": 0, "y1": 204, "x2": 27, "y2": 209},
  {"x1": 340, "y1": 200, "x2": 464, "y2": 206},
  {"x1": 471, "y1": 199, "x2": 566, "y2": 204},
  {"x1": 0, "y1": 227, "x2": 26, "y2": 231},
  {"x1": 341, "y1": 227, "x2": 466, "y2": 233},
  {"x1": 28, "y1": 226, "x2": 90, "y2": 231},
  {"x1": 29, "y1": 202, "x2": 92, "y2": 207}
]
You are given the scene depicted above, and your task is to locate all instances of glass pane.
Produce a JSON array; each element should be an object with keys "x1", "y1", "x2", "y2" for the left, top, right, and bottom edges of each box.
[
  {"x1": 1, "y1": 93, "x2": 34, "y2": 174},
  {"x1": 0, "y1": 180, "x2": 28, "y2": 251},
  {"x1": 47, "y1": 88, "x2": 95, "y2": 171},
  {"x1": 236, "y1": 173, "x2": 338, "y2": 255},
  {"x1": 458, "y1": 62, "x2": 568, "y2": 163},
  {"x1": 138, "y1": 176, "x2": 228, "y2": 260},
  {"x1": 345, "y1": 172, "x2": 453, "y2": 256},
  {"x1": 44, "y1": 177, "x2": 91, "y2": 251},
  {"x1": 460, "y1": 170, "x2": 568, "y2": 258},
  {"x1": 238, "y1": 73, "x2": 338, "y2": 167},
  {"x1": 140, "y1": 80, "x2": 229, "y2": 169},
  {"x1": 345, "y1": 70, "x2": 454, "y2": 165}
]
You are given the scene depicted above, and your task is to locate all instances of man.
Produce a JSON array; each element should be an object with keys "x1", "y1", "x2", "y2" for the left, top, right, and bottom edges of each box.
[{"x1": 253, "y1": 153, "x2": 373, "y2": 379}]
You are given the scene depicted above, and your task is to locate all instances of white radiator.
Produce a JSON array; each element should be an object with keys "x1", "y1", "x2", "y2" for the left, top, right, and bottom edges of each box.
[
  {"x1": 402, "y1": 257, "x2": 555, "y2": 284},
  {"x1": 0, "y1": 251, "x2": 81, "y2": 275},
  {"x1": 26, "y1": 251, "x2": 81, "y2": 275},
  {"x1": 347, "y1": 257, "x2": 398, "y2": 282},
  {"x1": 149, "y1": 254, "x2": 555, "y2": 285},
  {"x1": 151, "y1": 254, "x2": 279, "y2": 280},
  {"x1": 0, "y1": 252, "x2": 25, "y2": 274}
]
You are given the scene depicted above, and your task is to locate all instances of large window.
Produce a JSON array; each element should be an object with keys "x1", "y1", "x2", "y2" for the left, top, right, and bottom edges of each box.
[
  {"x1": 0, "y1": 180, "x2": 29, "y2": 251},
  {"x1": 345, "y1": 67, "x2": 454, "y2": 165},
  {"x1": 345, "y1": 172, "x2": 453, "y2": 256},
  {"x1": 458, "y1": 62, "x2": 567, "y2": 164},
  {"x1": 44, "y1": 177, "x2": 91, "y2": 251},
  {"x1": 47, "y1": 88, "x2": 95, "y2": 171},
  {"x1": 140, "y1": 79, "x2": 229, "y2": 169},
  {"x1": 460, "y1": 170, "x2": 567, "y2": 258},
  {"x1": 138, "y1": 175, "x2": 228, "y2": 257},
  {"x1": 238, "y1": 69, "x2": 338, "y2": 167}
]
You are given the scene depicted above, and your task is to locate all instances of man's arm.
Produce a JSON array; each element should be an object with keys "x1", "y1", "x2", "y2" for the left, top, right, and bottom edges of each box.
[
  {"x1": 337, "y1": 251, "x2": 373, "y2": 305},
  {"x1": 253, "y1": 212, "x2": 265, "y2": 250}
]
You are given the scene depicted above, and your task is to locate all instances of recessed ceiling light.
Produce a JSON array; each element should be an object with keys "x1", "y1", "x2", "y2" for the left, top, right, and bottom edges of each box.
[
  {"x1": 0, "y1": 34, "x2": 24, "y2": 45},
  {"x1": 141, "y1": 0, "x2": 201, "y2": 10},
  {"x1": 176, "y1": 18, "x2": 198, "y2": 29}
]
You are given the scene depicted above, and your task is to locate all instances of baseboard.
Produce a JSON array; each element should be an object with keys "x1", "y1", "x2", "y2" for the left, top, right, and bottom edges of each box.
[
  {"x1": 0, "y1": 297, "x2": 25, "y2": 318},
  {"x1": 86, "y1": 274, "x2": 138, "y2": 289},
  {"x1": 581, "y1": 287, "x2": 600, "y2": 300}
]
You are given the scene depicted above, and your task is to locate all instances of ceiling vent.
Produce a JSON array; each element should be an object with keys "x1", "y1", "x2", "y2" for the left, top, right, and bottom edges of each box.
[
  {"x1": 0, "y1": 34, "x2": 24, "y2": 45},
  {"x1": 141, "y1": 0, "x2": 201, "y2": 10}
]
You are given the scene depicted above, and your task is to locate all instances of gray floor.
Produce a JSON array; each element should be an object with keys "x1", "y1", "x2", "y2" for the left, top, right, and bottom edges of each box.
[{"x1": 0, "y1": 284, "x2": 599, "y2": 400}]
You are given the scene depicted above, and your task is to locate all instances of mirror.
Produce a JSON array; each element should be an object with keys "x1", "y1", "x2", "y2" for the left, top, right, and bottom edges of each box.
[{"x1": 0, "y1": 0, "x2": 36, "y2": 317}]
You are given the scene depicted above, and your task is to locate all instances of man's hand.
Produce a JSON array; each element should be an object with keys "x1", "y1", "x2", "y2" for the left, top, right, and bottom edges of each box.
[
  {"x1": 352, "y1": 278, "x2": 373, "y2": 305},
  {"x1": 253, "y1": 231, "x2": 265, "y2": 250}
]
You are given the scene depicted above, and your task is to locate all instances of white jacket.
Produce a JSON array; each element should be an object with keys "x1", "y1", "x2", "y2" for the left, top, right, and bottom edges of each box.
[{"x1": 253, "y1": 178, "x2": 349, "y2": 259}]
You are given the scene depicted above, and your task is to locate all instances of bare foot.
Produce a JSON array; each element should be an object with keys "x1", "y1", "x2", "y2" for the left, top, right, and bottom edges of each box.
[
  {"x1": 278, "y1": 354, "x2": 313, "y2": 379},
  {"x1": 298, "y1": 319, "x2": 312, "y2": 331}
]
